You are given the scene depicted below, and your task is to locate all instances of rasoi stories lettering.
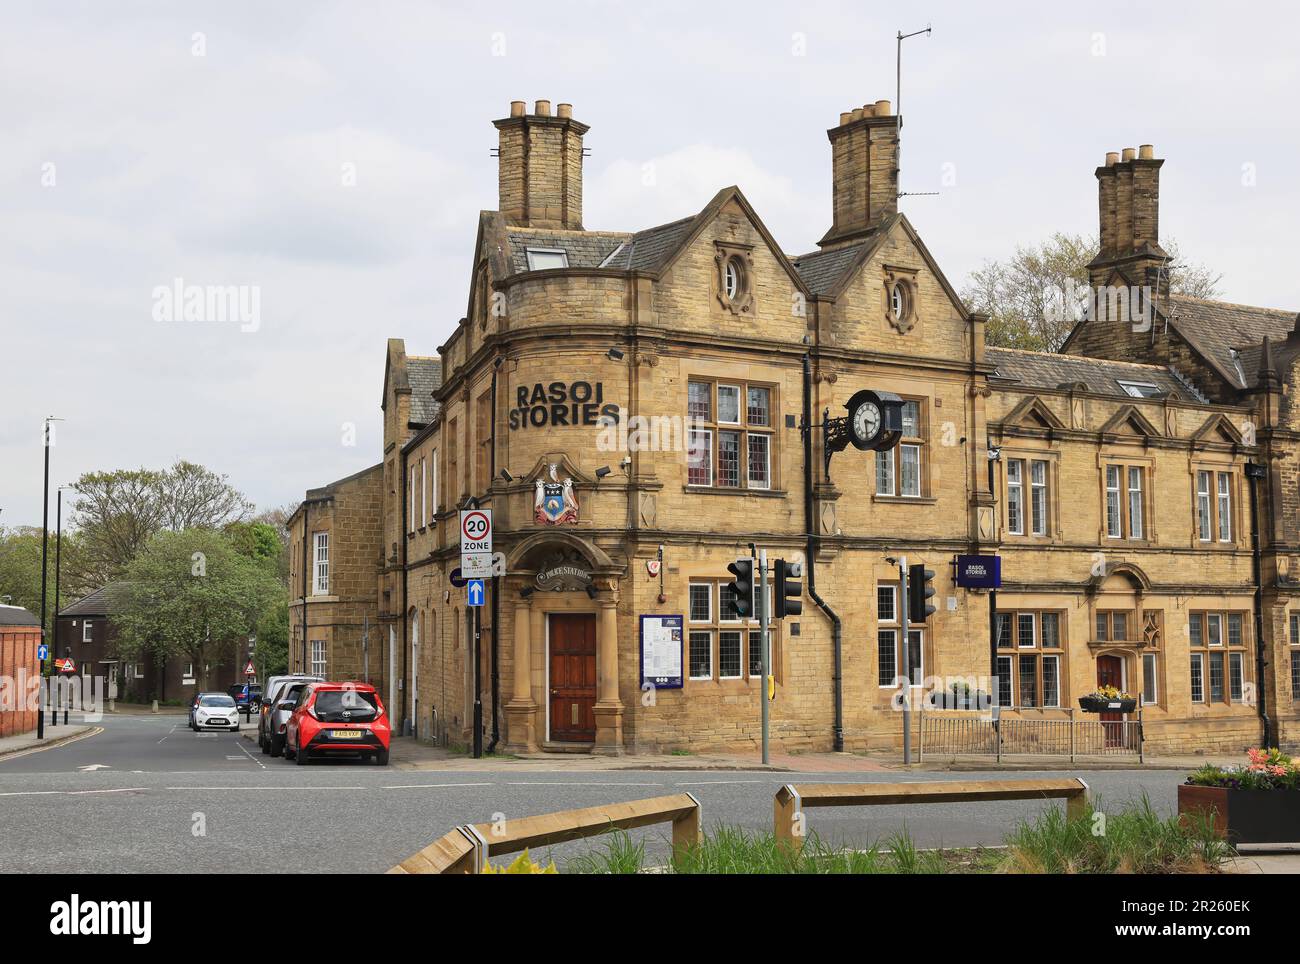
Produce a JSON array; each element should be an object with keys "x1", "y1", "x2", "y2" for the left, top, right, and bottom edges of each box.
[{"x1": 510, "y1": 381, "x2": 620, "y2": 430}]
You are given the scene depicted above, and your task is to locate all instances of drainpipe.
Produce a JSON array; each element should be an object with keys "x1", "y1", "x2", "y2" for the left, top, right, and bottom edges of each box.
[
  {"x1": 300, "y1": 503, "x2": 309, "y2": 673},
  {"x1": 1246, "y1": 461, "x2": 1273, "y2": 747},
  {"x1": 487, "y1": 357, "x2": 502, "y2": 754},
  {"x1": 803, "y1": 353, "x2": 844, "y2": 751},
  {"x1": 401, "y1": 451, "x2": 409, "y2": 734},
  {"x1": 987, "y1": 450, "x2": 998, "y2": 688}
]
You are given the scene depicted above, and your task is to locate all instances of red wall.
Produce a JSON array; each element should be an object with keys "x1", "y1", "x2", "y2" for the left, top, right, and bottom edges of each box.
[{"x1": 0, "y1": 626, "x2": 40, "y2": 737}]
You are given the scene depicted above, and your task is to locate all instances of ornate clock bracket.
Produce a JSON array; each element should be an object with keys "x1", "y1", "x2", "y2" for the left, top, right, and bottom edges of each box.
[{"x1": 812, "y1": 390, "x2": 905, "y2": 483}]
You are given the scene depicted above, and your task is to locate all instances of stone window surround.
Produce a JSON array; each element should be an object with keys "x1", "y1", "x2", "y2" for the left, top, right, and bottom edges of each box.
[
  {"x1": 1096, "y1": 452, "x2": 1157, "y2": 545},
  {"x1": 685, "y1": 376, "x2": 778, "y2": 492},
  {"x1": 1000, "y1": 446, "x2": 1061, "y2": 542},
  {"x1": 1189, "y1": 460, "x2": 1240, "y2": 550},
  {"x1": 882, "y1": 264, "x2": 920, "y2": 334},
  {"x1": 686, "y1": 576, "x2": 779, "y2": 687},
  {"x1": 713, "y1": 242, "x2": 755, "y2": 316},
  {"x1": 1188, "y1": 609, "x2": 1251, "y2": 706},
  {"x1": 874, "y1": 395, "x2": 930, "y2": 502},
  {"x1": 994, "y1": 609, "x2": 1067, "y2": 708}
]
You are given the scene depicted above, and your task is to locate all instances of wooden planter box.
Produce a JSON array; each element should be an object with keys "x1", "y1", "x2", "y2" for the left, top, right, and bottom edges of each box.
[
  {"x1": 1078, "y1": 696, "x2": 1136, "y2": 714},
  {"x1": 1178, "y1": 784, "x2": 1300, "y2": 846}
]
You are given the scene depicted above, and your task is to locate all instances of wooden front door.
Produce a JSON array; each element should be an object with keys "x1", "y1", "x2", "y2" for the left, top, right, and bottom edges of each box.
[
  {"x1": 549, "y1": 613, "x2": 597, "y2": 742},
  {"x1": 1096, "y1": 654, "x2": 1126, "y2": 748}
]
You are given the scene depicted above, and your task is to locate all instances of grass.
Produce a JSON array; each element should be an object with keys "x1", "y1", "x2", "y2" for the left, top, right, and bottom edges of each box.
[{"x1": 563, "y1": 796, "x2": 1232, "y2": 874}]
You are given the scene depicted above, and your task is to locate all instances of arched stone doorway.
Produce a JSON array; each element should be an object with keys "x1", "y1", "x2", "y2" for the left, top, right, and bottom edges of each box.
[{"x1": 502, "y1": 533, "x2": 625, "y2": 755}]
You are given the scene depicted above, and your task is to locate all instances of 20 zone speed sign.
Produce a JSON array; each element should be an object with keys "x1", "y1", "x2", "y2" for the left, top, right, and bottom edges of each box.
[{"x1": 460, "y1": 509, "x2": 493, "y2": 554}]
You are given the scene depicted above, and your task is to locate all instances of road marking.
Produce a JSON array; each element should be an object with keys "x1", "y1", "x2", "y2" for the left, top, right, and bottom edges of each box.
[
  {"x1": 0, "y1": 787, "x2": 147, "y2": 797},
  {"x1": 78, "y1": 764, "x2": 111, "y2": 771},
  {"x1": 502, "y1": 781, "x2": 664, "y2": 787},
  {"x1": 381, "y1": 782, "x2": 495, "y2": 789},
  {"x1": 164, "y1": 786, "x2": 368, "y2": 791},
  {"x1": 233, "y1": 738, "x2": 267, "y2": 770},
  {"x1": 673, "y1": 780, "x2": 766, "y2": 786}
]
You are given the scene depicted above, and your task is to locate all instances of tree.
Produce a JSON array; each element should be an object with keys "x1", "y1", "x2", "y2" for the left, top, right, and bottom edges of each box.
[
  {"x1": 71, "y1": 461, "x2": 253, "y2": 584},
  {"x1": 255, "y1": 597, "x2": 290, "y2": 677},
  {"x1": 0, "y1": 525, "x2": 92, "y2": 629},
  {"x1": 113, "y1": 529, "x2": 280, "y2": 691},
  {"x1": 963, "y1": 233, "x2": 1222, "y2": 352}
]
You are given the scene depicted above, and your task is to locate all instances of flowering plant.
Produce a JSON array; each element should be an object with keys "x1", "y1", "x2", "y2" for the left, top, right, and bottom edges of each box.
[
  {"x1": 1185, "y1": 748, "x2": 1300, "y2": 791},
  {"x1": 1082, "y1": 684, "x2": 1134, "y2": 701}
]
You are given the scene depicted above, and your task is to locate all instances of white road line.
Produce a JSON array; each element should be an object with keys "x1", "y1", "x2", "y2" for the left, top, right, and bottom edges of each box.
[
  {"x1": 0, "y1": 787, "x2": 147, "y2": 797},
  {"x1": 157, "y1": 725, "x2": 179, "y2": 745},
  {"x1": 502, "y1": 781, "x2": 664, "y2": 787},
  {"x1": 233, "y1": 740, "x2": 268, "y2": 770},
  {"x1": 381, "y1": 782, "x2": 495, "y2": 789},
  {"x1": 0, "y1": 726, "x2": 104, "y2": 763},
  {"x1": 164, "y1": 786, "x2": 368, "y2": 791}
]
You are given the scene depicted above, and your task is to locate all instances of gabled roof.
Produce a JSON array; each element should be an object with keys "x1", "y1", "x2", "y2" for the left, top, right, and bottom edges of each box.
[
  {"x1": 601, "y1": 217, "x2": 697, "y2": 272},
  {"x1": 986, "y1": 346, "x2": 1193, "y2": 400},
  {"x1": 59, "y1": 582, "x2": 130, "y2": 618},
  {"x1": 1099, "y1": 404, "x2": 1163, "y2": 438},
  {"x1": 791, "y1": 223, "x2": 893, "y2": 297},
  {"x1": 1165, "y1": 294, "x2": 1298, "y2": 390}
]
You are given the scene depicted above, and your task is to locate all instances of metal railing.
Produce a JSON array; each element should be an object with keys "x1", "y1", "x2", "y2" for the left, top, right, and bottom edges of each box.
[{"x1": 919, "y1": 706, "x2": 1143, "y2": 763}]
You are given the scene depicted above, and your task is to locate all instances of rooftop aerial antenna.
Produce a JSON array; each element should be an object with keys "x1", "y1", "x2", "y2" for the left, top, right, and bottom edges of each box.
[{"x1": 896, "y1": 24, "x2": 936, "y2": 200}]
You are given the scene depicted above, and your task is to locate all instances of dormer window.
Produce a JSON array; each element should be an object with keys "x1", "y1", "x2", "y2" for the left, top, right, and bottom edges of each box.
[{"x1": 525, "y1": 247, "x2": 568, "y2": 271}]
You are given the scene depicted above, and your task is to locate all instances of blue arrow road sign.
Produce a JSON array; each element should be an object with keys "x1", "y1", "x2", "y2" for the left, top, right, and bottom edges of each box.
[
  {"x1": 37, "y1": 644, "x2": 49, "y2": 661},
  {"x1": 467, "y1": 579, "x2": 485, "y2": 607}
]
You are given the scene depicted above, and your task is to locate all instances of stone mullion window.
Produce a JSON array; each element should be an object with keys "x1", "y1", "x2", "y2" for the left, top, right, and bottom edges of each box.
[
  {"x1": 1102, "y1": 461, "x2": 1151, "y2": 541},
  {"x1": 1194, "y1": 467, "x2": 1236, "y2": 545},
  {"x1": 686, "y1": 578, "x2": 778, "y2": 684},
  {"x1": 1289, "y1": 613, "x2": 1300, "y2": 704},
  {"x1": 1188, "y1": 610, "x2": 1250, "y2": 705},
  {"x1": 685, "y1": 379, "x2": 775, "y2": 491},
  {"x1": 876, "y1": 583, "x2": 923, "y2": 686},
  {"x1": 1002, "y1": 611, "x2": 1065, "y2": 708},
  {"x1": 875, "y1": 399, "x2": 927, "y2": 499}
]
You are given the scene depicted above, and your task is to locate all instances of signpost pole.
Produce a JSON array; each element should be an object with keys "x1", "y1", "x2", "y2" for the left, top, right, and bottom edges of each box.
[
  {"x1": 472, "y1": 607, "x2": 483, "y2": 759},
  {"x1": 759, "y1": 549, "x2": 770, "y2": 766},
  {"x1": 900, "y1": 555, "x2": 911, "y2": 765}
]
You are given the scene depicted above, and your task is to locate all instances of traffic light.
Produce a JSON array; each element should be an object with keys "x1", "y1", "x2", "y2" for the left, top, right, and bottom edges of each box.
[
  {"x1": 908, "y1": 563, "x2": 937, "y2": 623},
  {"x1": 774, "y1": 558, "x2": 803, "y2": 618},
  {"x1": 725, "y1": 558, "x2": 755, "y2": 619}
]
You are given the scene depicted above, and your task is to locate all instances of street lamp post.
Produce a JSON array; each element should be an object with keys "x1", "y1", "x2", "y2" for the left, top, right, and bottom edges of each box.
[{"x1": 37, "y1": 416, "x2": 63, "y2": 738}]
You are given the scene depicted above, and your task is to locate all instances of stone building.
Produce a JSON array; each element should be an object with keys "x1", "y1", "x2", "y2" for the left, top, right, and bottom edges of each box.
[{"x1": 287, "y1": 98, "x2": 1300, "y2": 756}]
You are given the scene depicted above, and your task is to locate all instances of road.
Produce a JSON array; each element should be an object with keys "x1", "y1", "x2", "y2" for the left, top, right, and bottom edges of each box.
[{"x1": 0, "y1": 712, "x2": 1191, "y2": 873}]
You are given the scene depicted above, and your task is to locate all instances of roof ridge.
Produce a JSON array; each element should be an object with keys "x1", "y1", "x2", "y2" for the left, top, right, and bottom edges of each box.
[
  {"x1": 989, "y1": 346, "x2": 1173, "y2": 371},
  {"x1": 1169, "y1": 292, "x2": 1296, "y2": 315}
]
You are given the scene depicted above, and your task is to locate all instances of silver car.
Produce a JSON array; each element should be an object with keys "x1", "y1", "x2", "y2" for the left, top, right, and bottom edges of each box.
[{"x1": 259, "y1": 676, "x2": 321, "y2": 757}]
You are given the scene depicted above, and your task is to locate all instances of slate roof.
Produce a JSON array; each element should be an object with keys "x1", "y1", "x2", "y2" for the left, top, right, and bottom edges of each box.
[
  {"x1": 987, "y1": 346, "x2": 1195, "y2": 400},
  {"x1": 0, "y1": 604, "x2": 40, "y2": 627},
  {"x1": 505, "y1": 229, "x2": 628, "y2": 274},
  {"x1": 791, "y1": 217, "x2": 896, "y2": 296},
  {"x1": 58, "y1": 583, "x2": 130, "y2": 618},
  {"x1": 406, "y1": 356, "x2": 443, "y2": 425},
  {"x1": 1165, "y1": 294, "x2": 1299, "y2": 389}
]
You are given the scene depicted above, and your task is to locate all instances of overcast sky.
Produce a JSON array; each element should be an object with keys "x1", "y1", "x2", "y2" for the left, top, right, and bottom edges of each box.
[{"x1": 3, "y1": 0, "x2": 1298, "y2": 528}]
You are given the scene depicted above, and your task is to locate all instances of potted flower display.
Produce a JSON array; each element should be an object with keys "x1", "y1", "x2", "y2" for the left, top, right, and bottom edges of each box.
[
  {"x1": 1178, "y1": 748, "x2": 1300, "y2": 845},
  {"x1": 928, "y1": 681, "x2": 990, "y2": 710},
  {"x1": 1077, "y1": 685, "x2": 1137, "y2": 714}
]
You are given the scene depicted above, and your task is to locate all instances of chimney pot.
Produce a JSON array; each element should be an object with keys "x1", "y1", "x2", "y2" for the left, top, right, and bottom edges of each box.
[
  {"x1": 1138, "y1": 144, "x2": 1154, "y2": 159},
  {"x1": 874, "y1": 100, "x2": 891, "y2": 116},
  {"x1": 850, "y1": 107, "x2": 864, "y2": 122},
  {"x1": 510, "y1": 100, "x2": 526, "y2": 117},
  {"x1": 556, "y1": 102, "x2": 573, "y2": 119},
  {"x1": 839, "y1": 111, "x2": 853, "y2": 126},
  {"x1": 862, "y1": 103, "x2": 875, "y2": 116},
  {"x1": 534, "y1": 99, "x2": 551, "y2": 117},
  {"x1": 1121, "y1": 147, "x2": 1136, "y2": 162},
  {"x1": 1105, "y1": 152, "x2": 1120, "y2": 167}
]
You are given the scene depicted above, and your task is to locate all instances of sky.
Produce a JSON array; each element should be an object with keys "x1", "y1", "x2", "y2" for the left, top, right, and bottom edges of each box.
[{"x1": 3, "y1": 0, "x2": 1299, "y2": 528}]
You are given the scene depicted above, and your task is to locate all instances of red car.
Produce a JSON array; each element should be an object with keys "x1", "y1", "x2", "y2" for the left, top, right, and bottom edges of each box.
[{"x1": 283, "y1": 682, "x2": 390, "y2": 766}]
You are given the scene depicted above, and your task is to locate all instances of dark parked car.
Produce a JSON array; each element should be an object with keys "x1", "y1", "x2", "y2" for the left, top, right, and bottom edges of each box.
[{"x1": 227, "y1": 683, "x2": 262, "y2": 713}]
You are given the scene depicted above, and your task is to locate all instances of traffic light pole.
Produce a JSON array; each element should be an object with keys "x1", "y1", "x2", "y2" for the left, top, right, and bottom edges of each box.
[
  {"x1": 759, "y1": 549, "x2": 770, "y2": 766},
  {"x1": 899, "y1": 556, "x2": 912, "y2": 764}
]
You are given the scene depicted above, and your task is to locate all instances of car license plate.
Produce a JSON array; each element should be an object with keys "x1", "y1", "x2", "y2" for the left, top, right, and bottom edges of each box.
[
  {"x1": 208, "y1": 719, "x2": 228, "y2": 725},
  {"x1": 331, "y1": 730, "x2": 362, "y2": 739}
]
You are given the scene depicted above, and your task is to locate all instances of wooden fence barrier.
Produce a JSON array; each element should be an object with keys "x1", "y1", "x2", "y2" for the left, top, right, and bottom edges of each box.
[
  {"x1": 773, "y1": 778, "x2": 1089, "y2": 850},
  {"x1": 389, "y1": 792, "x2": 702, "y2": 874}
]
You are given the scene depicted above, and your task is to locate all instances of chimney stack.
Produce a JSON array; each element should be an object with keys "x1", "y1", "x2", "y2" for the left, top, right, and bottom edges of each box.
[
  {"x1": 493, "y1": 100, "x2": 588, "y2": 230},
  {"x1": 1089, "y1": 143, "x2": 1167, "y2": 292},
  {"x1": 818, "y1": 100, "x2": 898, "y2": 249}
]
